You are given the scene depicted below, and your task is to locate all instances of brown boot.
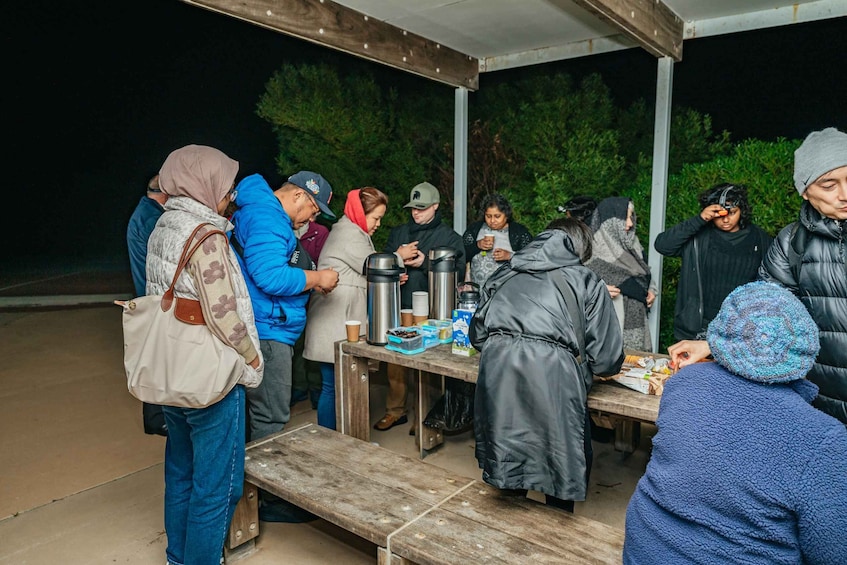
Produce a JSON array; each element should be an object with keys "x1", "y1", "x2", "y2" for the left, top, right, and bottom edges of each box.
[{"x1": 373, "y1": 413, "x2": 408, "y2": 431}]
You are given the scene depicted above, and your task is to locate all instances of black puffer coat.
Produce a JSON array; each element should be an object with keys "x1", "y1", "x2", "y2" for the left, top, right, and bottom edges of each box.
[
  {"x1": 759, "y1": 202, "x2": 847, "y2": 424},
  {"x1": 470, "y1": 230, "x2": 624, "y2": 500}
]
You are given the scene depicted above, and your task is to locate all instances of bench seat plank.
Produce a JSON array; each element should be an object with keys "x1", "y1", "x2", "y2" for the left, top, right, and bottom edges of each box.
[
  {"x1": 391, "y1": 507, "x2": 579, "y2": 564},
  {"x1": 245, "y1": 429, "x2": 453, "y2": 545},
  {"x1": 262, "y1": 425, "x2": 473, "y2": 502},
  {"x1": 435, "y1": 482, "x2": 623, "y2": 562},
  {"x1": 240, "y1": 425, "x2": 624, "y2": 563},
  {"x1": 392, "y1": 506, "x2": 620, "y2": 564}
]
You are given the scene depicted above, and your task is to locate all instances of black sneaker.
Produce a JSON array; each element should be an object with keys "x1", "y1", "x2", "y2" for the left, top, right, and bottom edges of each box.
[{"x1": 259, "y1": 499, "x2": 319, "y2": 523}]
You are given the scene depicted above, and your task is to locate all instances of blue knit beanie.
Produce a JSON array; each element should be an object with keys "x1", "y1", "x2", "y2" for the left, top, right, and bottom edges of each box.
[{"x1": 707, "y1": 281, "x2": 819, "y2": 383}]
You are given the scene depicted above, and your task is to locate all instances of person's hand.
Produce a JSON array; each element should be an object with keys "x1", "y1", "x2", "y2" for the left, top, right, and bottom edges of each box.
[
  {"x1": 478, "y1": 236, "x2": 494, "y2": 252},
  {"x1": 646, "y1": 290, "x2": 656, "y2": 308},
  {"x1": 248, "y1": 356, "x2": 260, "y2": 369},
  {"x1": 606, "y1": 284, "x2": 621, "y2": 298},
  {"x1": 397, "y1": 241, "x2": 419, "y2": 261},
  {"x1": 405, "y1": 250, "x2": 425, "y2": 268},
  {"x1": 492, "y1": 248, "x2": 510, "y2": 262},
  {"x1": 667, "y1": 340, "x2": 711, "y2": 372},
  {"x1": 399, "y1": 272, "x2": 409, "y2": 286},
  {"x1": 700, "y1": 204, "x2": 728, "y2": 222},
  {"x1": 317, "y1": 268, "x2": 339, "y2": 293}
]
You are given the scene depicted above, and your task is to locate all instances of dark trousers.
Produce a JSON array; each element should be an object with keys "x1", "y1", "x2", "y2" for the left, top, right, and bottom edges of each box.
[{"x1": 143, "y1": 402, "x2": 166, "y2": 434}]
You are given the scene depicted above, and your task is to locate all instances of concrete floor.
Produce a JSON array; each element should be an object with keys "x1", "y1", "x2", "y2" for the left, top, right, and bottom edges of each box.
[{"x1": 0, "y1": 304, "x2": 653, "y2": 564}]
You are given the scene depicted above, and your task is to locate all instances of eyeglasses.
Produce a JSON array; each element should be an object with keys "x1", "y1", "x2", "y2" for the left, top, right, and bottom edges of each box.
[
  {"x1": 228, "y1": 187, "x2": 238, "y2": 201},
  {"x1": 302, "y1": 190, "x2": 320, "y2": 214}
]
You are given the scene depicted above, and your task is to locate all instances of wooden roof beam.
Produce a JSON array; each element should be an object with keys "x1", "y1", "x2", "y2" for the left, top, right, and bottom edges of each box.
[
  {"x1": 570, "y1": 0, "x2": 683, "y2": 61},
  {"x1": 179, "y1": 0, "x2": 480, "y2": 90}
]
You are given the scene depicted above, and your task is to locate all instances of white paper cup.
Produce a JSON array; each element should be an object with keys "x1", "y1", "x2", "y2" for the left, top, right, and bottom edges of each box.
[
  {"x1": 412, "y1": 291, "x2": 429, "y2": 317},
  {"x1": 345, "y1": 320, "x2": 361, "y2": 342}
]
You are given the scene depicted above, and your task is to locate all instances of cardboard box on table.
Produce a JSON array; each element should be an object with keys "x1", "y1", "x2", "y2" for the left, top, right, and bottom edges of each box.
[{"x1": 451, "y1": 309, "x2": 477, "y2": 356}]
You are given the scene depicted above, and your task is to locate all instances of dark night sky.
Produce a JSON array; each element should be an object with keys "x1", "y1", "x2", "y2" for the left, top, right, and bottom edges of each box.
[{"x1": 5, "y1": 1, "x2": 845, "y2": 270}]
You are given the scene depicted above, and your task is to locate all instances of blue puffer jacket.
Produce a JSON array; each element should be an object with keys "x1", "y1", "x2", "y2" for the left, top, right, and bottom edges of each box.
[{"x1": 230, "y1": 174, "x2": 309, "y2": 345}]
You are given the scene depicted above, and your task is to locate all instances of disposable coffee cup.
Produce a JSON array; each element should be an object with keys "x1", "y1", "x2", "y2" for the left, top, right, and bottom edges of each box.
[
  {"x1": 345, "y1": 320, "x2": 361, "y2": 342},
  {"x1": 413, "y1": 315, "x2": 429, "y2": 325},
  {"x1": 400, "y1": 309, "x2": 414, "y2": 327},
  {"x1": 412, "y1": 291, "x2": 429, "y2": 317}
]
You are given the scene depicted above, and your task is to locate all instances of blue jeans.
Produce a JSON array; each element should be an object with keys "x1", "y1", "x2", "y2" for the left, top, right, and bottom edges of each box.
[
  {"x1": 162, "y1": 385, "x2": 245, "y2": 565},
  {"x1": 317, "y1": 362, "x2": 336, "y2": 430}
]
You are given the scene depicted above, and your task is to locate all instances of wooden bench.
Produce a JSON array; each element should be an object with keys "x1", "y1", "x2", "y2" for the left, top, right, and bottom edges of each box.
[{"x1": 227, "y1": 423, "x2": 624, "y2": 563}]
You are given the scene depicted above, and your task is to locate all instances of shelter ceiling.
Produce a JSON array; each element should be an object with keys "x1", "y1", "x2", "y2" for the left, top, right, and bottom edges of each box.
[{"x1": 180, "y1": 0, "x2": 842, "y2": 89}]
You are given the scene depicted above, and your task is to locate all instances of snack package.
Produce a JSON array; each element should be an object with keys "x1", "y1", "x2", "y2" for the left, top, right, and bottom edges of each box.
[{"x1": 609, "y1": 355, "x2": 672, "y2": 395}]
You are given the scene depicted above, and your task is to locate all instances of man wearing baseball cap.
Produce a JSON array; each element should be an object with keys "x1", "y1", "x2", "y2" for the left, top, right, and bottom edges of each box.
[
  {"x1": 671, "y1": 127, "x2": 847, "y2": 425},
  {"x1": 373, "y1": 181, "x2": 466, "y2": 433},
  {"x1": 230, "y1": 169, "x2": 340, "y2": 522},
  {"x1": 287, "y1": 171, "x2": 336, "y2": 220}
]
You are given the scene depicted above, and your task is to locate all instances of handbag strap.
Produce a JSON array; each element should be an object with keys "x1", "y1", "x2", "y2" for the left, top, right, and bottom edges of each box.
[
  {"x1": 551, "y1": 269, "x2": 585, "y2": 363},
  {"x1": 161, "y1": 224, "x2": 227, "y2": 311}
]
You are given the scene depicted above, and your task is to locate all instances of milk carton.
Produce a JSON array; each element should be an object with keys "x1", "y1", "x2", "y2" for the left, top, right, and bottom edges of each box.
[{"x1": 451, "y1": 308, "x2": 477, "y2": 356}]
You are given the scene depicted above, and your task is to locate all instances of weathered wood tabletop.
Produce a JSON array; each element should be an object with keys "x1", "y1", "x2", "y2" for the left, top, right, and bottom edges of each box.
[{"x1": 336, "y1": 340, "x2": 664, "y2": 450}]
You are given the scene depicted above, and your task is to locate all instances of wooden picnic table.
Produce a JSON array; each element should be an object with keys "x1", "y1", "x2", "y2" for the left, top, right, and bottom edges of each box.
[{"x1": 335, "y1": 340, "x2": 664, "y2": 456}]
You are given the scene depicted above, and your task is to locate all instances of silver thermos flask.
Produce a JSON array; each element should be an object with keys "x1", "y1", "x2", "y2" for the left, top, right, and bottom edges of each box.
[
  {"x1": 365, "y1": 253, "x2": 402, "y2": 345},
  {"x1": 428, "y1": 247, "x2": 457, "y2": 320}
]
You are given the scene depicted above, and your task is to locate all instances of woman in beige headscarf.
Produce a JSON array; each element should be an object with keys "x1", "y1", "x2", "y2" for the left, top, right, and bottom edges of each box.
[{"x1": 145, "y1": 144, "x2": 263, "y2": 565}]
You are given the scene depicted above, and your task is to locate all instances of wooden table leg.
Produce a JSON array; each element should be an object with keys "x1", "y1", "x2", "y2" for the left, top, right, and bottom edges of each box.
[
  {"x1": 225, "y1": 481, "x2": 259, "y2": 553},
  {"x1": 336, "y1": 342, "x2": 370, "y2": 441},
  {"x1": 591, "y1": 412, "x2": 640, "y2": 455},
  {"x1": 614, "y1": 420, "x2": 641, "y2": 454},
  {"x1": 416, "y1": 370, "x2": 444, "y2": 458}
]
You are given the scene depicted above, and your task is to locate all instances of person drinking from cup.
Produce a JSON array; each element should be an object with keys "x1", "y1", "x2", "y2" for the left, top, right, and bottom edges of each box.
[{"x1": 462, "y1": 193, "x2": 533, "y2": 284}]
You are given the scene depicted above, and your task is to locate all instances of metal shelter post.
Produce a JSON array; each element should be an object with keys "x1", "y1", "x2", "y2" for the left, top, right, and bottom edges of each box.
[
  {"x1": 453, "y1": 87, "x2": 469, "y2": 235},
  {"x1": 647, "y1": 56, "x2": 674, "y2": 353}
]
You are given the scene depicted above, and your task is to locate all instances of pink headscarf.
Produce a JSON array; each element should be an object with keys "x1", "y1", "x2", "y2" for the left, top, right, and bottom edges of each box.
[
  {"x1": 158, "y1": 145, "x2": 238, "y2": 212},
  {"x1": 344, "y1": 189, "x2": 369, "y2": 233}
]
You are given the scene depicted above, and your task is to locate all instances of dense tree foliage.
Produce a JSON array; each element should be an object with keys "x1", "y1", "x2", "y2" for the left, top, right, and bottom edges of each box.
[{"x1": 256, "y1": 62, "x2": 801, "y2": 350}]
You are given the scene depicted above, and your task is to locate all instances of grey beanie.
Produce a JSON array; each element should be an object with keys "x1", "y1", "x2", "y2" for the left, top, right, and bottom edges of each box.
[{"x1": 793, "y1": 127, "x2": 847, "y2": 195}]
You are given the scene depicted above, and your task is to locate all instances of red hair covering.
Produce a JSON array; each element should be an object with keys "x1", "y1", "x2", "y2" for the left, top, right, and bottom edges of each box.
[{"x1": 344, "y1": 189, "x2": 369, "y2": 233}]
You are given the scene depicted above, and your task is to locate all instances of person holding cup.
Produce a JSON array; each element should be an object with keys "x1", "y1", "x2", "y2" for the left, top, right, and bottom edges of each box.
[
  {"x1": 462, "y1": 193, "x2": 533, "y2": 284},
  {"x1": 374, "y1": 182, "x2": 466, "y2": 433},
  {"x1": 303, "y1": 187, "x2": 402, "y2": 430}
]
